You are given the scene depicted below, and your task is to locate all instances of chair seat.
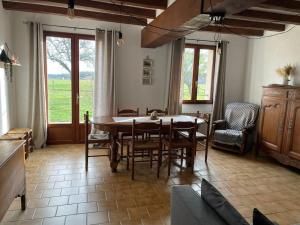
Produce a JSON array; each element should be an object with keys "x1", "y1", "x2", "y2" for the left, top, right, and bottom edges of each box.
[
  {"x1": 180, "y1": 131, "x2": 207, "y2": 140},
  {"x1": 89, "y1": 133, "x2": 110, "y2": 141},
  {"x1": 164, "y1": 138, "x2": 193, "y2": 149},
  {"x1": 134, "y1": 140, "x2": 160, "y2": 150},
  {"x1": 8, "y1": 128, "x2": 32, "y2": 134},
  {"x1": 213, "y1": 129, "x2": 243, "y2": 146}
]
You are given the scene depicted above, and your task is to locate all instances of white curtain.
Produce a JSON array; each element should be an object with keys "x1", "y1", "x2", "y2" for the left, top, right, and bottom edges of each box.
[
  {"x1": 212, "y1": 41, "x2": 228, "y2": 121},
  {"x1": 93, "y1": 29, "x2": 116, "y2": 118},
  {"x1": 28, "y1": 22, "x2": 47, "y2": 148},
  {"x1": 166, "y1": 38, "x2": 185, "y2": 115}
]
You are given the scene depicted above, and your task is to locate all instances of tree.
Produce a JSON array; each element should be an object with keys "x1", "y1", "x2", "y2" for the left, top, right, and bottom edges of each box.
[{"x1": 46, "y1": 37, "x2": 95, "y2": 74}]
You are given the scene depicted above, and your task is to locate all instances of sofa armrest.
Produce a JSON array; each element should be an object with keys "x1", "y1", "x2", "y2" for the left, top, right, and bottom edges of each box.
[{"x1": 211, "y1": 120, "x2": 226, "y2": 136}]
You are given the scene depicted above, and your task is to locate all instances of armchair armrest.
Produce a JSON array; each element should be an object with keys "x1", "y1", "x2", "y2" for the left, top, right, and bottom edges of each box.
[
  {"x1": 242, "y1": 124, "x2": 256, "y2": 134},
  {"x1": 212, "y1": 120, "x2": 226, "y2": 130}
]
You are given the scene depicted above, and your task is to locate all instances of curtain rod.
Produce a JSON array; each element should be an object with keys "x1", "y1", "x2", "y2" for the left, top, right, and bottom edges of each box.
[
  {"x1": 186, "y1": 38, "x2": 230, "y2": 44},
  {"x1": 22, "y1": 21, "x2": 112, "y2": 32}
]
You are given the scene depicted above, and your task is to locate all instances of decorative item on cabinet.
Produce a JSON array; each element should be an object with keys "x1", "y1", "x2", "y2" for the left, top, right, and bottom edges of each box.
[
  {"x1": 258, "y1": 85, "x2": 300, "y2": 169},
  {"x1": 276, "y1": 64, "x2": 296, "y2": 85}
]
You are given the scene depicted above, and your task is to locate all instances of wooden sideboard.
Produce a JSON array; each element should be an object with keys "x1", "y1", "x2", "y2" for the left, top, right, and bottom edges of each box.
[
  {"x1": 259, "y1": 86, "x2": 300, "y2": 169},
  {"x1": 0, "y1": 140, "x2": 26, "y2": 221}
]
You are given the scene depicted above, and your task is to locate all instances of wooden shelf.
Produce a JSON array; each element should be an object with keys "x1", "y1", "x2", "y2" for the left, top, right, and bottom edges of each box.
[{"x1": 0, "y1": 62, "x2": 21, "y2": 68}]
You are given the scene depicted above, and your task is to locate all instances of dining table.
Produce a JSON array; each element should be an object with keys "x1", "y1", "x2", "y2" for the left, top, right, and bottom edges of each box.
[{"x1": 91, "y1": 115, "x2": 204, "y2": 172}]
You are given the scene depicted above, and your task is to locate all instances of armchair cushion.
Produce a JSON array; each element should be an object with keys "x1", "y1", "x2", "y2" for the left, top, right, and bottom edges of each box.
[
  {"x1": 214, "y1": 129, "x2": 243, "y2": 146},
  {"x1": 225, "y1": 103, "x2": 259, "y2": 131}
]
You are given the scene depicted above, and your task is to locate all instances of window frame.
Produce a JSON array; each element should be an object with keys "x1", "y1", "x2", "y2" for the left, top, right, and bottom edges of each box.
[{"x1": 182, "y1": 44, "x2": 216, "y2": 105}]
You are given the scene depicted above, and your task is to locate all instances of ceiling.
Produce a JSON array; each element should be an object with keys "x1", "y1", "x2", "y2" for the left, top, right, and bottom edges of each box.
[{"x1": 2, "y1": 0, "x2": 300, "y2": 48}]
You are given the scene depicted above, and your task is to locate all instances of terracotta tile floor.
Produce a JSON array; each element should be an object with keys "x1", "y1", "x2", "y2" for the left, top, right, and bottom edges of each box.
[{"x1": 1, "y1": 144, "x2": 300, "y2": 225}]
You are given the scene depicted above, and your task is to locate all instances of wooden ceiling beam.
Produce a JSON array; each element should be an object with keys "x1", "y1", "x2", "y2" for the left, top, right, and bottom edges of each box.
[
  {"x1": 99, "y1": 0, "x2": 168, "y2": 10},
  {"x1": 258, "y1": 0, "x2": 300, "y2": 14},
  {"x1": 216, "y1": 18, "x2": 285, "y2": 31},
  {"x1": 14, "y1": 0, "x2": 156, "y2": 19},
  {"x1": 2, "y1": 1, "x2": 147, "y2": 26},
  {"x1": 200, "y1": 25, "x2": 264, "y2": 36},
  {"x1": 141, "y1": 0, "x2": 269, "y2": 48},
  {"x1": 234, "y1": 9, "x2": 300, "y2": 25}
]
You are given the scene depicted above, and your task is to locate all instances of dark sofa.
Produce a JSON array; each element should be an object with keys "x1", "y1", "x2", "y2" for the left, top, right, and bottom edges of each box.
[{"x1": 171, "y1": 179, "x2": 277, "y2": 225}]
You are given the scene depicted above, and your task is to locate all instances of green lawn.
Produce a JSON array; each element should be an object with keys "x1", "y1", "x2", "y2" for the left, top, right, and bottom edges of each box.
[
  {"x1": 48, "y1": 79, "x2": 94, "y2": 123},
  {"x1": 183, "y1": 83, "x2": 208, "y2": 101}
]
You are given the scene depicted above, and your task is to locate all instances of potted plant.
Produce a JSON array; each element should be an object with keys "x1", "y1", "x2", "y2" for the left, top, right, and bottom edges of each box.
[{"x1": 276, "y1": 64, "x2": 296, "y2": 85}]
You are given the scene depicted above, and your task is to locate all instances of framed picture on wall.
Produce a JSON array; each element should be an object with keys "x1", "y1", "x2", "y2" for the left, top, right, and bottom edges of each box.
[
  {"x1": 143, "y1": 68, "x2": 152, "y2": 77},
  {"x1": 142, "y1": 77, "x2": 152, "y2": 85},
  {"x1": 143, "y1": 59, "x2": 153, "y2": 68}
]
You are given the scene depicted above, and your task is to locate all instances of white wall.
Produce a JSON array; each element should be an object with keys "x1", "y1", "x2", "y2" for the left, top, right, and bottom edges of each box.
[
  {"x1": 244, "y1": 26, "x2": 300, "y2": 104},
  {"x1": 10, "y1": 11, "x2": 169, "y2": 127},
  {"x1": 182, "y1": 31, "x2": 249, "y2": 113},
  {"x1": 0, "y1": 3, "x2": 16, "y2": 135}
]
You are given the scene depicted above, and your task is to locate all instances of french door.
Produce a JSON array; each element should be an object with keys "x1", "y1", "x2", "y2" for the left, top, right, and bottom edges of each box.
[{"x1": 44, "y1": 31, "x2": 95, "y2": 144}]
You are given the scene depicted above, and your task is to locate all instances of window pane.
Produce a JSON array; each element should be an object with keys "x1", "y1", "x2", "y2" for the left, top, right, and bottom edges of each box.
[
  {"x1": 79, "y1": 39, "x2": 95, "y2": 123},
  {"x1": 197, "y1": 49, "x2": 214, "y2": 101},
  {"x1": 46, "y1": 36, "x2": 72, "y2": 124},
  {"x1": 182, "y1": 48, "x2": 195, "y2": 101}
]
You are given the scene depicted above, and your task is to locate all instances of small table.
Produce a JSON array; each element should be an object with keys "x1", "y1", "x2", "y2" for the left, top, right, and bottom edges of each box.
[
  {"x1": 0, "y1": 140, "x2": 26, "y2": 221},
  {"x1": 91, "y1": 115, "x2": 204, "y2": 172}
]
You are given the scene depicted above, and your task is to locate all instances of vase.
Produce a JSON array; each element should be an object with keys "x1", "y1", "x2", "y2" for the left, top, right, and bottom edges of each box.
[{"x1": 283, "y1": 76, "x2": 290, "y2": 85}]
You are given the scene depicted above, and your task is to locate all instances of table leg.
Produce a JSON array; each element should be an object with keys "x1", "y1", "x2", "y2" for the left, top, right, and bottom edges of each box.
[
  {"x1": 110, "y1": 132, "x2": 119, "y2": 172},
  {"x1": 21, "y1": 194, "x2": 26, "y2": 210}
]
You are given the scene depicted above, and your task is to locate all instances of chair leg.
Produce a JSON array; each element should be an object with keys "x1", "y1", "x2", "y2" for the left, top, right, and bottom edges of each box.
[
  {"x1": 180, "y1": 149, "x2": 184, "y2": 172},
  {"x1": 85, "y1": 142, "x2": 88, "y2": 171},
  {"x1": 157, "y1": 149, "x2": 161, "y2": 178},
  {"x1": 127, "y1": 147, "x2": 130, "y2": 171},
  {"x1": 150, "y1": 150, "x2": 153, "y2": 168},
  {"x1": 131, "y1": 152, "x2": 135, "y2": 180},
  {"x1": 205, "y1": 139, "x2": 209, "y2": 163},
  {"x1": 121, "y1": 137, "x2": 124, "y2": 159},
  {"x1": 168, "y1": 148, "x2": 171, "y2": 176}
]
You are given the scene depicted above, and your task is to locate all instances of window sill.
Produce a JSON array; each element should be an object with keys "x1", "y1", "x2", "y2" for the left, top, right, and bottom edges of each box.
[{"x1": 183, "y1": 101, "x2": 213, "y2": 105}]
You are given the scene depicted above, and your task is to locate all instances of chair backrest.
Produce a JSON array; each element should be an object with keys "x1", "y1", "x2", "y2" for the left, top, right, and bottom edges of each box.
[
  {"x1": 132, "y1": 120, "x2": 163, "y2": 145},
  {"x1": 169, "y1": 118, "x2": 198, "y2": 142},
  {"x1": 225, "y1": 102, "x2": 260, "y2": 131},
  {"x1": 117, "y1": 108, "x2": 139, "y2": 117},
  {"x1": 197, "y1": 111, "x2": 211, "y2": 125},
  {"x1": 146, "y1": 108, "x2": 168, "y2": 116}
]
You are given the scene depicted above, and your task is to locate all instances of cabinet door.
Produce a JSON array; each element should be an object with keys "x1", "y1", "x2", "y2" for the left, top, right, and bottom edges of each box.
[
  {"x1": 285, "y1": 101, "x2": 300, "y2": 160},
  {"x1": 260, "y1": 97, "x2": 287, "y2": 152}
]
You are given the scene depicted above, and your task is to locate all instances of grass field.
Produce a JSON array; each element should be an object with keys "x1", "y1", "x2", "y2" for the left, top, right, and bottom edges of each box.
[
  {"x1": 48, "y1": 79, "x2": 94, "y2": 123},
  {"x1": 48, "y1": 79, "x2": 207, "y2": 123}
]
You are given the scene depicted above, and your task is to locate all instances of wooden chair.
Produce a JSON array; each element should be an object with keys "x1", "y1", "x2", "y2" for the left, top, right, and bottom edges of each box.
[
  {"x1": 146, "y1": 108, "x2": 168, "y2": 116},
  {"x1": 84, "y1": 111, "x2": 111, "y2": 171},
  {"x1": 164, "y1": 119, "x2": 197, "y2": 176},
  {"x1": 117, "y1": 108, "x2": 140, "y2": 159},
  {"x1": 7, "y1": 128, "x2": 33, "y2": 152},
  {"x1": 128, "y1": 119, "x2": 162, "y2": 180},
  {"x1": 180, "y1": 112, "x2": 211, "y2": 162},
  {"x1": 0, "y1": 133, "x2": 29, "y2": 159}
]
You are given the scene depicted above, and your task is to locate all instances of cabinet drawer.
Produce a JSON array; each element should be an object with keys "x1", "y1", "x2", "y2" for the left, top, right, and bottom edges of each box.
[{"x1": 263, "y1": 88, "x2": 288, "y2": 98}]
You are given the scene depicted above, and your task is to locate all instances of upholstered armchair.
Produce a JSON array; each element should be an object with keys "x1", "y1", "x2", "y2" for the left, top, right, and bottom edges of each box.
[{"x1": 211, "y1": 102, "x2": 260, "y2": 154}]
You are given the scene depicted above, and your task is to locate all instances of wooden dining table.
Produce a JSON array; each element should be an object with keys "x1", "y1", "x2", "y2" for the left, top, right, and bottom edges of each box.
[{"x1": 91, "y1": 115, "x2": 204, "y2": 172}]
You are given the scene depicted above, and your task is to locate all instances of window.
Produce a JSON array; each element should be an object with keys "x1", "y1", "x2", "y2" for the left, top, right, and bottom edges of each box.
[{"x1": 182, "y1": 44, "x2": 216, "y2": 104}]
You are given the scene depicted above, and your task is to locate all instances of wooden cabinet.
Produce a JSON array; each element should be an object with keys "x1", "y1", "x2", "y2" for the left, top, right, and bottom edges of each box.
[{"x1": 259, "y1": 86, "x2": 300, "y2": 169}]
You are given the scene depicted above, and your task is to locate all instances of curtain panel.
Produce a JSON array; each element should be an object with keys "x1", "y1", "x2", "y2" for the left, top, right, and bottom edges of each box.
[
  {"x1": 167, "y1": 38, "x2": 185, "y2": 115},
  {"x1": 212, "y1": 41, "x2": 228, "y2": 122},
  {"x1": 93, "y1": 29, "x2": 116, "y2": 118},
  {"x1": 28, "y1": 22, "x2": 47, "y2": 148}
]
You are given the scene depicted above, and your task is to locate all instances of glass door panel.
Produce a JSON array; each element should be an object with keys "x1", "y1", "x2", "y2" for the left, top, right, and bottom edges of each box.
[
  {"x1": 197, "y1": 49, "x2": 214, "y2": 101},
  {"x1": 79, "y1": 39, "x2": 95, "y2": 123},
  {"x1": 46, "y1": 36, "x2": 72, "y2": 124},
  {"x1": 182, "y1": 48, "x2": 195, "y2": 101}
]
